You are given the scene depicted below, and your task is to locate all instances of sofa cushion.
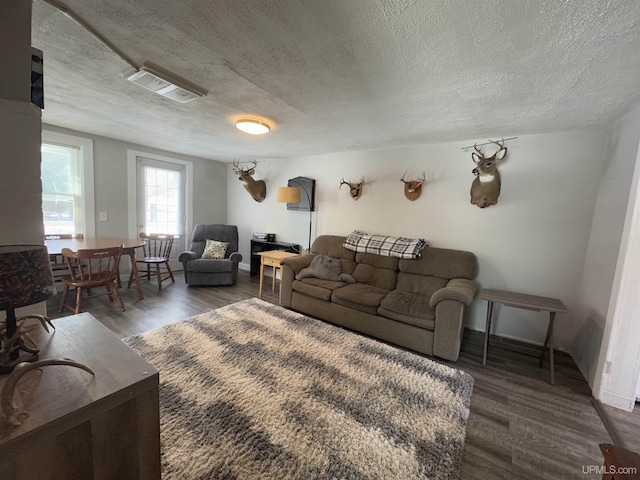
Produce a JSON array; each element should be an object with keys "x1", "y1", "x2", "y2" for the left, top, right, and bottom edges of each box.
[
  {"x1": 293, "y1": 278, "x2": 347, "y2": 301},
  {"x1": 350, "y1": 252, "x2": 398, "y2": 290},
  {"x1": 398, "y1": 247, "x2": 478, "y2": 280},
  {"x1": 355, "y1": 252, "x2": 399, "y2": 270},
  {"x1": 331, "y1": 284, "x2": 389, "y2": 315},
  {"x1": 395, "y1": 272, "x2": 447, "y2": 297},
  {"x1": 310, "y1": 235, "x2": 356, "y2": 274},
  {"x1": 379, "y1": 291, "x2": 436, "y2": 329}
]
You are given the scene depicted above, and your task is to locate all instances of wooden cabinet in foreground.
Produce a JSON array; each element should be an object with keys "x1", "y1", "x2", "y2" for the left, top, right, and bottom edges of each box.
[{"x1": 0, "y1": 313, "x2": 160, "y2": 480}]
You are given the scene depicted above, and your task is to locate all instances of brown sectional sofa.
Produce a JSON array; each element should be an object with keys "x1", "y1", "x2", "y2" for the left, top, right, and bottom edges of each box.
[{"x1": 279, "y1": 235, "x2": 480, "y2": 361}]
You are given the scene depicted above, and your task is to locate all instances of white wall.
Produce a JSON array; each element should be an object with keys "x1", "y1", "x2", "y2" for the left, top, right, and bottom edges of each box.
[
  {"x1": 580, "y1": 101, "x2": 640, "y2": 410},
  {"x1": 228, "y1": 128, "x2": 610, "y2": 349},
  {"x1": 573, "y1": 103, "x2": 640, "y2": 389}
]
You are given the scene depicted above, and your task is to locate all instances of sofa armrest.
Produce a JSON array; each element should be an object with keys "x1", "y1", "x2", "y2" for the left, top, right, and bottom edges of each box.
[
  {"x1": 430, "y1": 278, "x2": 480, "y2": 309},
  {"x1": 280, "y1": 254, "x2": 314, "y2": 274},
  {"x1": 229, "y1": 252, "x2": 242, "y2": 264},
  {"x1": 178, "y1": 251, "x2": 198, "y2": 263},
  {"x1": 279, "y1": 254, "x2": 315, "y2": 306}
]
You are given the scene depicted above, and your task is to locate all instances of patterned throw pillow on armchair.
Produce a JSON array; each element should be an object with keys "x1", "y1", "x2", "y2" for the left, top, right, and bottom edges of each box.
[{"x1": 202, "y1": 239, "x2": 228, "y2": 259}]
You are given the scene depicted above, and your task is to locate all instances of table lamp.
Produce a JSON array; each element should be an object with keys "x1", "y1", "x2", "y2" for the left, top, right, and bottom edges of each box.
[{"x1": 0, "y1": 245, "x2": 56, "y2": 374}]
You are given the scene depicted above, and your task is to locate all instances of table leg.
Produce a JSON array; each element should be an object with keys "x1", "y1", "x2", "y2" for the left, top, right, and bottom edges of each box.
[
  {"x1": 272, "y1": 266, "x2": 277, "y2": 292},
  {"x1": 540, "y1": 311, "x2": 556, "y2": 385},
  {"x1": 258, "y1": 260, "x2": 265, "y2": 299},
  {"x1": 483, "y1": 300, "x2": 494, "y2": 365},
  {"x1": 124, "y1": 248, "x2": 144, "y2": 300}
]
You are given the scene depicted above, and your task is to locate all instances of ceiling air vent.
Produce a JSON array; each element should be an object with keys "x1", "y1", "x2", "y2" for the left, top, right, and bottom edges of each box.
[{"x1": 126, "y1": 67, "x2": 206, "y2": 103}]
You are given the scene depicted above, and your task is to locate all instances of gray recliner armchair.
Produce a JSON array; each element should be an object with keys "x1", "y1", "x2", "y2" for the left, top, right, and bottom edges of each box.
[{"x1": 178, "y1": 224, "x2": 242, "y2": 286}]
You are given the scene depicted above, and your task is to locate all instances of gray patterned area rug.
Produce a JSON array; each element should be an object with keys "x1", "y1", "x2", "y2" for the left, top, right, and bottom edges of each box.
[{"x1": 124, "y1": 297, "x2": 474, "y2": 480}]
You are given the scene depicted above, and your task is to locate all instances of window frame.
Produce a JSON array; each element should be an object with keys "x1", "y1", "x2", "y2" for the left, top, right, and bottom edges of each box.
[
  {"x1": 41, "y1": 130, "x2": 95, "y2": 237},
  {"x1": 126, "y1": 149, "x2": 193, "y2": 249}
]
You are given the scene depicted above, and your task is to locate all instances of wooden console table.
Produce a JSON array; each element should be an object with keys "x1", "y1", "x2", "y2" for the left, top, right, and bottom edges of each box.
[
  {"x1": 481, "y1": 288, "x2": 568, "y2": 385},
  {"x1": 258, "y1": 250, "x2": 299, "y2": 303},
  {"x1": 250, "y1": 239, "x2": 299, "y2": 276},
  {"x1": 0, "y1": 313, "x2": 160, "y2": 479}
]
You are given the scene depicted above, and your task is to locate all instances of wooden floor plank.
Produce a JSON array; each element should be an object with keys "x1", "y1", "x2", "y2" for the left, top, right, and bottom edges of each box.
[{"x1": 43, "y1": 270, "x2": 639, "y2": 479}]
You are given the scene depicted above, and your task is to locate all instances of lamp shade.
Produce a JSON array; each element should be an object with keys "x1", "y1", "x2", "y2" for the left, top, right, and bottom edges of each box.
[
  {"x1": 276, "y1": 186, "x2": 301, "y2": 203},
  {"x1": 0, "y1": 245, "x2": 56, "y2": 310}
]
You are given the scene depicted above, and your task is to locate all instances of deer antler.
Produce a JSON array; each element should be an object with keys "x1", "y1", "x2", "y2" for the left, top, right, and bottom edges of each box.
[
  {"x1": 1, "y1": 358, "x2": 95, "y2": 425},
  {"x1": 232, "y1": 159, "x2": 258, "y2": 173},
  {"x1": 473, "y1": 143, "x2": 484, "y2": 158},
  {"x1": 489, "y1": 138, "x2": 505, "y2": 149},
  {"x1": 414, "y1": 171, "x2": 426, "y2": 188},
  {"x1": 339, "y1": 177, "x2": 350, "y2": 189},
  {"x1": 401, "y1": 171, "x2": 426, "y2": 185}
]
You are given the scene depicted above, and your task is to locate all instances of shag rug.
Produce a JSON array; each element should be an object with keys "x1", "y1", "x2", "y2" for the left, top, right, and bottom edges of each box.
[{"x1": 124, "y1": 298, "x2": 474, "y2": 480}]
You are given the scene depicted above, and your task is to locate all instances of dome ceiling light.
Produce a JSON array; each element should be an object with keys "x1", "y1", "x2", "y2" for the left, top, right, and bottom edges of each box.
[{"x1": 235, "y1": 118, "x2": 271, "y2": 135}]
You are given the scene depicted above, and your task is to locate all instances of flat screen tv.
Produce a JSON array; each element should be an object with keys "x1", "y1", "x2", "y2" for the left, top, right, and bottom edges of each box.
[{"x1": 286, "y1": 176, "x2": 315, "y2": 212}]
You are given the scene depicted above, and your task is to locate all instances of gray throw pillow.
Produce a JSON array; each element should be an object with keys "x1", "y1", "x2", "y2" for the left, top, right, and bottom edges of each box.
[{"x1": 296, "y1": 254, "x2": 355, "y2": 284}]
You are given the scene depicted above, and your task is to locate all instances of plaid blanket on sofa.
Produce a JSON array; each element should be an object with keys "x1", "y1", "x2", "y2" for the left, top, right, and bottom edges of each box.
[{"x1": 343, "y1": 230, "x2": 428, "y2": 259}]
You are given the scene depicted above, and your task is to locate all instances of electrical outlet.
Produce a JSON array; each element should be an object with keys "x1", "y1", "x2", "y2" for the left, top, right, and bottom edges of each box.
[{"x1": 99, "y1": 211, "x2": 108, "y2": 221}]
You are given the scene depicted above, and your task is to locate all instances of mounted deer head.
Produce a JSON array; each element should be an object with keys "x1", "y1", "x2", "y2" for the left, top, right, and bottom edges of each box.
[
  {"x1": 339, "y1": 176, "x2": 365, "y2": 200},
  {"x1": 470, "y1": 139, "x2": 507, "y2": 208},
  {"x1": 232, "y1": 159, "x2": 267, "y2": 203},
  {"x1": 400, "y1": 171, "x2": 426, "y2": 201}
]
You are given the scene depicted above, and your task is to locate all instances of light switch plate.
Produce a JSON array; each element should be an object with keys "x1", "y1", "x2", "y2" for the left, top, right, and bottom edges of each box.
[{"x1": 99, "y1": 211, "x2": 108, "y2": 221}]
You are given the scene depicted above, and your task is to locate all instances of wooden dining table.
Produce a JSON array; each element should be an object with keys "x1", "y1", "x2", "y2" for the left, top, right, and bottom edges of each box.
[{"x1": 45, "y1": 237, "x2": 146, "y2": 300}]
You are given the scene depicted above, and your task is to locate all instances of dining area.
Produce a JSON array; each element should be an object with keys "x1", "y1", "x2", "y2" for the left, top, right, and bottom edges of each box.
[{"x1": 44, "y1": 233, "x2": 175, "y2": 314}]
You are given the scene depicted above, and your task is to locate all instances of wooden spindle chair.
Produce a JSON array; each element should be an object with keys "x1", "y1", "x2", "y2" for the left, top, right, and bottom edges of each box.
[
  {"x1": 45, "y1": 233, "x2": 84, "y2": 282},
  {"x1": 59, "y1": 245, "x2": 125, "y2": 314},
  {"x1": 128, "y1": 233, "x2": 175, "y2": 290}
]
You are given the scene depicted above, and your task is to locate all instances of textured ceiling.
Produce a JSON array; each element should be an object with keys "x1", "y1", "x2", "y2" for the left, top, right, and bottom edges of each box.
[{"x1": 31, "y1": 0, "x2": 640, "y2": 162}]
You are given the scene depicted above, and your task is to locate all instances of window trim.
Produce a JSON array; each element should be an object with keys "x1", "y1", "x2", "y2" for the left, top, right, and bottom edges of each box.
[
  {"x1": 41, "y1": 130, "x2": 95, "y2": 237},
  {"x1": 126, "y1": 149, "x2": 193, "y2": 243}
]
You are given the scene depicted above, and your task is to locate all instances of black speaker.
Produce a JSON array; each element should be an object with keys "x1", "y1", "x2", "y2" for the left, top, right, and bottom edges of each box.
[{"x1": 31, "y1": 47, "x2": 44, "y2": 109}]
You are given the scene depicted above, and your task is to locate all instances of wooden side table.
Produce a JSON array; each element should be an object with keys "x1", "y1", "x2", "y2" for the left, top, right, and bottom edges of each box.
[
  {"x1": 481, "y1": 288, "x2": 568, "y2": 384},
  {"x1": 0, "y1": 313, "x2": 160, "y2": 479},
  {"x1": 258, "y1": 250, "x2": 299, "y2": 302}
]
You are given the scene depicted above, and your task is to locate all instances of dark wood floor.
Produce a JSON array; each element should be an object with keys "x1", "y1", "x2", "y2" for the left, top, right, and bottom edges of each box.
[{"x1": 45, "y1": 270, "x2": 640, "y2": 480}]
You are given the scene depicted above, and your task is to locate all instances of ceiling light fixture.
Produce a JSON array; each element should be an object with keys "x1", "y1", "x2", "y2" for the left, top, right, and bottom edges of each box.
[{"x1": 235, "y1": 119, "x2": 271, "y2": 135}]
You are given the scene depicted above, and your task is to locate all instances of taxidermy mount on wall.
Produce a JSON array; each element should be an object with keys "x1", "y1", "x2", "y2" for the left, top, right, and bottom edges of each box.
[
  {"x1": 470, "y1": 139, "x2": 507, "y2": 208},
  {"x1": 232, "y1": 159, "x2": 266, "y2": 202},
  {"x1": 339, "y1": 177, "x2": 365, "y2": 200},
  {"x1": 400, "y1": 171, "x2": 426, "y2": 201}
]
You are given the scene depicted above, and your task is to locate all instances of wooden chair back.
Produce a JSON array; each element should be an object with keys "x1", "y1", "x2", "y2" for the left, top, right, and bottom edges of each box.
[
  {"x1": 131, "y1": 233, "x2": 176, "y2": 290},
  {"x1": 47, "y1": 234, "x2": 85, "y2": 280},
  {"x1": 61, "y1": 245, "x2": 122, "y2": 285},
  {"x1": 140, "y1": 233, "x2": 174, "y2": 260},
  {"x1": 59, "y1": 245, "x2": 125, "y2": 314}
]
